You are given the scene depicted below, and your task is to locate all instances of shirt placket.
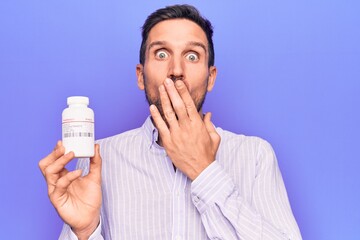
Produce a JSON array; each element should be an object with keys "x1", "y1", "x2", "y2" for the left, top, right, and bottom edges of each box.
[{"x1": 171, "y1": 162, "x2": 188, "y2": 240}]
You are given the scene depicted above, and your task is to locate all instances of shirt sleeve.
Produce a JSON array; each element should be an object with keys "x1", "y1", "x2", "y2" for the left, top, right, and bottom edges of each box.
[
  {"x1": 58, "y1": 221, "x2": 104, "y2": 240},
  {"x1": 190, "y1": 140, "x2": 302, "y2": 239}
]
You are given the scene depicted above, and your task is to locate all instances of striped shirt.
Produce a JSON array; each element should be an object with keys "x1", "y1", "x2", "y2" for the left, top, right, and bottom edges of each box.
[{"x1": 59, "y1": 116, "x2": 302, "y2": 239}]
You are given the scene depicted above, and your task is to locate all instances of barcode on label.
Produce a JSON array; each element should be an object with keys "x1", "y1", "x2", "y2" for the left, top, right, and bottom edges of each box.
[{"x1": 64, "y1": 132, "x2": 93, "y2": 138}]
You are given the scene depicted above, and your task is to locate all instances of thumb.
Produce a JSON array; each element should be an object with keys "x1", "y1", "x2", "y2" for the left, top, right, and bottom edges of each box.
[
  {"x1": 204, "y1": 112, "x2": 221, "y2": 148},
  {"x1": 88, "y1": 144, "x2": 102, "y2": 182}
]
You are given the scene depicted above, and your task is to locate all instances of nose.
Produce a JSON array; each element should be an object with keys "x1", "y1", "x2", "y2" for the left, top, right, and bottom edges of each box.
[{"x1": 168, "y1": 56, "x2": 184, "y2": 81}]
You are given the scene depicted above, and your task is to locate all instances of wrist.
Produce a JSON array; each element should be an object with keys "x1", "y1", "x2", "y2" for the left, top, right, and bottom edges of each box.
[
  {"x1": 72, "y1": 217, "x2": 100, "y2": 240},
  {"x1": 188, "y1": 160, "x2": 213, "y2": 181}
]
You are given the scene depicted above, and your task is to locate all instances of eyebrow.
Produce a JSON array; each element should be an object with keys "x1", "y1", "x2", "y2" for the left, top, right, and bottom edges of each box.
[
  {"x1": 147, "y1": 41, "x2": 207, "y2": 53},
  {"x1": 147, "y1": 41, "x2": 166, "y2": 51},
  {"x1": 187, "y1": 41, "x2": 207, "y2": 54}
]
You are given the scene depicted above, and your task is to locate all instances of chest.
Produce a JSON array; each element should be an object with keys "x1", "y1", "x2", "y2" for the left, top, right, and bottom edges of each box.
[{"x1": 100, "y1": 152, "x2": 208, "y2": 239}]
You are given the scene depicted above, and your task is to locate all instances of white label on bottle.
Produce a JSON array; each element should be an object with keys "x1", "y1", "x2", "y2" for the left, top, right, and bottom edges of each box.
[{"x1": 62, "y1": 119, "x2": 94, "y2": 139}]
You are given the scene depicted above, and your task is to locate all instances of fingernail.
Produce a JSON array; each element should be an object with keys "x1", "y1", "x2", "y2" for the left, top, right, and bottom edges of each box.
[
  {"x1": 165, "y1": 78, "x2": 172, "y2": 85},
  {"x1": 159, "y1": 85, "x2": 165, "y2": 92},
  {"x1": 150, "y1": 105, "x2": 156, "y2": 112},
  {"x1": 54, "y1": 140, "x2": 60, "y2": 149},
  {"x1": 175, "y1": 80, "x2": 182, "y2": 88},
  {"x1": 66, "y1": 151, "x2": 74, "y2": 157}
]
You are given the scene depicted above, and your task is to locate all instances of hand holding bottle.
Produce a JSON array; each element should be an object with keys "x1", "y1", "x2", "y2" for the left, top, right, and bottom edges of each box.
[{"x1": 38, "y1": 141, "x2": 102, "y2": 239}]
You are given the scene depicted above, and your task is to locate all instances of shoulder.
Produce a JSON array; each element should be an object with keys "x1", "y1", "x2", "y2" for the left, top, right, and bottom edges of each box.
[
  {"x1": 215, "y1": 127, "x2": 276, "y2": 167},
  {"x1": 216, "y1": 127, "x2": 272, "y2": 152},
  {"x1": 214, "y1": 127, "x2": 280, "y2": 188},
  {"x1": 96, "y1": 126, "x2": 144, "y2": 148}
]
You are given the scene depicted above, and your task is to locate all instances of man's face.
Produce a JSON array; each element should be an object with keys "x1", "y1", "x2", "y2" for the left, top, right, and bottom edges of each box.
[{"x1": 136, "y1": 19, "x2": 217, "y2": 120}]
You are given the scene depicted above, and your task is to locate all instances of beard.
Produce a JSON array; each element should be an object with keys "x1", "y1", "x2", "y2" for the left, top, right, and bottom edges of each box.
[{"x1": 143, "y1": 75, "x2": 208, "y2": 122}]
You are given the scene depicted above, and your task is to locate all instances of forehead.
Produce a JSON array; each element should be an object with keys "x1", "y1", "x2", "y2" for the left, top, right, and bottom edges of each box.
[{"x1": 147, "y1": 19, "x2": 208, "y2": 48}]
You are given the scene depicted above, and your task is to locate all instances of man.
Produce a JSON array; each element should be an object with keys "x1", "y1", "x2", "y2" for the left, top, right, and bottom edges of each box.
[{"x1": 39, "y1": 4, "x2": 302, "y2": 240}]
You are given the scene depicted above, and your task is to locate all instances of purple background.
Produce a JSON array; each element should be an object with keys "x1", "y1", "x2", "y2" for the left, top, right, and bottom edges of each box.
[{"x1": 0, "y1": 1, "x2": 359, "y2": 239}]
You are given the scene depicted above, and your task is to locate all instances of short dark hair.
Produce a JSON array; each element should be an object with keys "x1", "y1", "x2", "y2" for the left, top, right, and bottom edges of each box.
[{"x1": 139, "y1": 4, "x2": 215, "y2": 67}]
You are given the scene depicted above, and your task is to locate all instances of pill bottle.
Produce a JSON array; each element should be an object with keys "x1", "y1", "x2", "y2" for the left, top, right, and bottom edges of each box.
[{"x1": 62, "y1": 96, "x2": 95, "y2": 157}]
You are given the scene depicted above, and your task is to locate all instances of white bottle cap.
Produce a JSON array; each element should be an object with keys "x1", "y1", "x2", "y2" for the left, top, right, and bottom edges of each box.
[{"x1": 67, "y1": 96, "x2": 89, "y2": 106}]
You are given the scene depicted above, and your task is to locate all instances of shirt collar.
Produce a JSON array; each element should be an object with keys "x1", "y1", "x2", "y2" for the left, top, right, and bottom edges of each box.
[{"x1": 142, "y1": 115, "x2": 159, "y2": 149}]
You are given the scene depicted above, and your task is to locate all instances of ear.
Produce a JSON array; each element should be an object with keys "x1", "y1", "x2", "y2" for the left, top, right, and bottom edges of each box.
[
  {"x1": 207, "y1": 66, "x2": 217, "y2": 92},
  {"x1": 136, "y1": 64, "x2": 145, "y2": 90}
]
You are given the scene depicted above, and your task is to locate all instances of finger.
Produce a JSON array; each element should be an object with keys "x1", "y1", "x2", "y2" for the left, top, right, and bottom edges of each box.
[
  {"x1": 174, "y1": 80, "x2": 199, "y2": 121},
  {"x1": 59, "y1": 168, "x2": 69, "y2": 178},
  {"x1": 150, "y1": 104, "x2": 170, "y2": 138},
  {"x1": 44, "y1": 151, "x2": 75, "y2": 179},
  {"x1": 50, "y1": 169, "x2": 83, "y2": 203},
  {"x1": 159, "y1": 83, "x2": 178, "y2": 127},
  {"x1": 88, "y1": 144, "x2": 102, "y2": 183},
  {"x1": 204, "y1": 112, "x2": 216, "y2": 132},
  {"x1": 55, "y1": 169, "x2": 70, "y2": 194},
  {"x1": 39, "y1": 140, "x2": 64, "y2": 175},
  {"x1": 164, "y1": 78, "x2": 188, "y2": 120},
  {"x1": 44, "y1": 151, "x2": 75, "y2": 194},
  {"x1": 204, "y1": 112, "x2": 221, "y2": 147}
]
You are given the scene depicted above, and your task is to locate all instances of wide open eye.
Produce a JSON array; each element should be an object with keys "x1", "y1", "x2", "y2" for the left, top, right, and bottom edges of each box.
[
  {"x1": 186, "y1": 52, "x2": 199, "y2": 62},
  {"x1": 155, "y1": 50, "x2": 169, "y2": 60}
]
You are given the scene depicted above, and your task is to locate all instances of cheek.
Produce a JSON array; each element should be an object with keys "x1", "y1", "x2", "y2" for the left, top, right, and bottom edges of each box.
[
  {"x1": 143, "y1": 77, "x2": 159, "y2": 97},
  {"x1": 185, "y1": 67, "x2": 209, "y2": 92},
  {"x1": 145, "y1": 60, "x2": 168, "y2": 76},
  {"x1": 144, "y1": 64, "x2": 168, "y2": 88}
]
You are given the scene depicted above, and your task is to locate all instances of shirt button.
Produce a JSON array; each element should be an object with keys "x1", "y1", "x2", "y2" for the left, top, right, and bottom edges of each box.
[
  {"x1": 175, "y1": 191, "x2": 180, "y2": 197},
  {"x1": 193, "y1": 196, "x2": 200, "y2": 203},
  {"x1": 175, "y1": 235, "x2": 182, "y2": 240}
]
